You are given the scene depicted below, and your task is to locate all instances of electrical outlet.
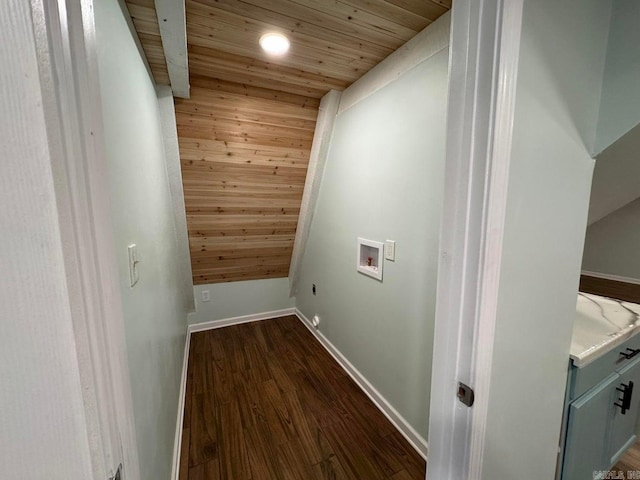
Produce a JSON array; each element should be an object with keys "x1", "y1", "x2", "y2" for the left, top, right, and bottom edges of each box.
[{"x1": 202, "y1": 290, "x2": 211, "y2": 302}]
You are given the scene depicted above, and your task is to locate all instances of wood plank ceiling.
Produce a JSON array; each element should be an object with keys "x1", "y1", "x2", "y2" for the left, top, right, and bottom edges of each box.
[{"x1": 124, "y1": 0, "x2": 451, "y2": 284}]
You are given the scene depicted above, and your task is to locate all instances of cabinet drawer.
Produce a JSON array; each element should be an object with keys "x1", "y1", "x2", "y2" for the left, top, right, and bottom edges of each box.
[{"x1": 571, "y1": 335, "x2": 640, "y2": 400}]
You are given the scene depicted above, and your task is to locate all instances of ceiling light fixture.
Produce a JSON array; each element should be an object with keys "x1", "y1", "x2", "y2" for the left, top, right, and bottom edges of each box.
[{"x1": 259, "y1": 33, "x2": 290, "y2": 56}]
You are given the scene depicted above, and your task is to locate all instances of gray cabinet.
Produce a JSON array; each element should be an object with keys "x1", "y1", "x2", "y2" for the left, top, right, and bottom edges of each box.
[{"x1": 560, "y1": 336, "x2": 640, "y2": 479}]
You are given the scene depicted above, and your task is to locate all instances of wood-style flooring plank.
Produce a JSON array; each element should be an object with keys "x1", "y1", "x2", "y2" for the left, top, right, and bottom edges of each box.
[
  {"x1": 179, "y1": 315, "x2": 426, "y2": 480},
  {"x1": 312, "y1": 454, "x2": 352, "y2": 480},
  {"x1": 179, "y1": 428, "x2": 190, "y2": 480},
  {"x1": 189, "y1": 394, "x2": 218, "y2": 467}
]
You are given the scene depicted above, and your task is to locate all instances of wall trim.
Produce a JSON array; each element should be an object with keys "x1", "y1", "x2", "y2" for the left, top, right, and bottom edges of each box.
[
  {"x1": 170, "y1": 328, "x2": 191, "y2": 480},
  {"x1": 187, "y1": 308, "x2": 296, "y2": 334},
  {"x1": 581, "y1": 270, "x2": 640, "y2": 286},
  {"x1": 295, "y1": 309, "x2": 429, "y2": 460},
  {"x1": 154, "y1": 0, "x2": 189, "y2": 98},
  {"x1": 288, "y1": 90, "x2": 341, "y2": 297},
  {"x1": 468, "y1": 1, "x2": 524, "y2": 478},
  {"x1": 157, "y1": 85, "x2": 195, "y2": 313}
]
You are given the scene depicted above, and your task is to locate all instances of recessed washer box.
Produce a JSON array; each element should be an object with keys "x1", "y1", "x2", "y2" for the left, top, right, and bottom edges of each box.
[{"x1": 357, "y1": 237, "x2": 384, "y2": 281}]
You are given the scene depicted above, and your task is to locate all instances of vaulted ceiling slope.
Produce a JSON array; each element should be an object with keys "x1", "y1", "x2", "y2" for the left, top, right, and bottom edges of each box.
[{"x1": 124, "y1": 0, "x2": 451, "y2": 284}]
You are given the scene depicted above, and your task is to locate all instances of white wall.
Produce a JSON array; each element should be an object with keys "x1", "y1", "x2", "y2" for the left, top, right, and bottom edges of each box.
[
  {"x1": 0, "y1": 1, "x2": 93, "y2": 477},
  {"x1": 295, "y1": 16, "x2": 449, "y2": 442},
  {"x1": 594, "y1": 0, "x2": 640, "y2": 155},
  {"x1": 188, "y1": 278, "x2": 294, "y2": 324},
  {"x1": 480, "y1": 0, "x2": 608, "y2": 478},
  {"x1": 583, "y1": 198, "x2": 640, "y2": 280},
  {"x1": 94, "y1": 1, "x2": 190, "y2": 479}
]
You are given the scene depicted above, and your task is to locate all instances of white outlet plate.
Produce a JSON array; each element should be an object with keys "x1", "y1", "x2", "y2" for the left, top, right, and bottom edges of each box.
[
  {"x1": 201, "y1": 290, "x2": 211, "y2": 302},
  {"x1": 385, "y1": 240, "x2": 396, "y2": 261}
]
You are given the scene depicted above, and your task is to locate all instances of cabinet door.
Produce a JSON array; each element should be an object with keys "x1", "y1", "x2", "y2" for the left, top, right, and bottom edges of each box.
[
  {"x1": 609, "y1": 357, "x2": 640, "y2": 464},
  {"x1": 563, "y1": 373, "x2": 620, "y2": 480}
]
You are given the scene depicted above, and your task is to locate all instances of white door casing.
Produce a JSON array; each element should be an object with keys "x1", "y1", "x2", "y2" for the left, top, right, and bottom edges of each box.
[
  {"x1": 30, "y1": 0, "x2": 141, "y2": 478},
  {"x1": 427, "y1": 0, "x2": 524, "y2": 478}
]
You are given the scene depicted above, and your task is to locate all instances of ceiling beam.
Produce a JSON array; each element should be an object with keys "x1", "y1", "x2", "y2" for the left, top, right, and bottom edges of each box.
[{"x1": 155, "y1": 0, "x2": 190, "y2": 98}]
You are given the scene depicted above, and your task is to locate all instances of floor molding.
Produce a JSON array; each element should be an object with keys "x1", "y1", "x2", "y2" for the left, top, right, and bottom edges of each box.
[
  {"x1": 170, "y1": 327, "x2": 191, "y2": 480},
  {"x1": 295, "y1": 309, "x2": 429, "y2": 460},
  {"x1": 581, "y1": 270, "x2": 640, "y2": 286},
  {"x1": 187, "y1": 308, "x2": 296, "y2": 334}
]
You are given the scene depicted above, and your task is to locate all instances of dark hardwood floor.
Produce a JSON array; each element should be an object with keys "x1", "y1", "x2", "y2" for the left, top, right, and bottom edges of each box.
[{"x1": 179, "y1": 315, "x2": 426, "y2": 480}]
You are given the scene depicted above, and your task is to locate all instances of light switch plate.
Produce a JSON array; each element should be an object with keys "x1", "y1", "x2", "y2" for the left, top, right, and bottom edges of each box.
[
  {"x1": 128, "y1": 244, "x2": 139, "y2": 287},
  {"x1": 385, "y1": 240, "x2": 396, "y2": 261}
]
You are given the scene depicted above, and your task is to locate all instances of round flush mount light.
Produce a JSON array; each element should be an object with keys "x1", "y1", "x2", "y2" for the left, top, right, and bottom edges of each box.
[{"x1": 259, "y1": 33, "x2": 290, "y2": 56}]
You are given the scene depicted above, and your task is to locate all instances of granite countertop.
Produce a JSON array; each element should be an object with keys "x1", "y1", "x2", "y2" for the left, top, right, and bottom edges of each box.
[{"x1": 571, "y1": 292, "x2": 640, "y2": 367}]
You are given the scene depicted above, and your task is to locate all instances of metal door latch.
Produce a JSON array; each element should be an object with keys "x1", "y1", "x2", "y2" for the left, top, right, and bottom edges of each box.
[{"x1": 457, "y1": 382, "x2": 475, "y2": 407}]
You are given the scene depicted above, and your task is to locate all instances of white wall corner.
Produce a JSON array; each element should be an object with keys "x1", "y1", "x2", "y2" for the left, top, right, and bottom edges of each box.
[
  {"x1": 154, "y1": 0, "x2": 189, "y2": 98},
  {"x1": 288, "y1": 89, "x2": 341, "y2": 297}
]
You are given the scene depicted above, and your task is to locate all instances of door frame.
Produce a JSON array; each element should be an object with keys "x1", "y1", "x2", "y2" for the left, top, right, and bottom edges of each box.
[
  {"x1": 427, "y1": 0, "x2": 524, "y2": 478},
  {"x1": 30, "y1": 0, "x2": 140, "y2": 478}
]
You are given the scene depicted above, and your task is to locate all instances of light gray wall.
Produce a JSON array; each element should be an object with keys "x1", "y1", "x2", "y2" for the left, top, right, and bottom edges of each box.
[
  {"x1": 583, "y1": 197, "x2": 640, "y2": 280},
  {"x1": 0, "y1": 1, "x2": 94, "y2": 477},
  {"x1": 589, "y1": 124, "x2": 640, "y2": 225},
  {"x1": 94, "y1": 1, "x2": 189, "y2": 479},
  {"x1": 188, "y1": 278, "x2": 295, "y2": 324},
  {"x1": 295, "y1": 35, "x2": 449, "y2": 439},
  {"x1": 480, "y1": 0, "x2": 608, "y2": 478},
  {"x1": 594, "y1": 0, "x2": 640, "y2": 155}
]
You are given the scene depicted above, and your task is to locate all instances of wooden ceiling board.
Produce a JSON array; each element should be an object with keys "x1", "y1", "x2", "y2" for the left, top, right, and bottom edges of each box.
[
  {"x1": 176, "y1": 78, "x2": 316, "y2": 283},
  {"x1": 189, "y1": 75, "x2": 321, "y2": 107},
  {"x1": 185, "y1": 3, "x2": 390, "y2": 64},
  {"x1": 124, "y1": 0, "x2": 450, "y2": 284},
  {"x1": 125, "y1": 2, "x2": 171, "y2": 83}
]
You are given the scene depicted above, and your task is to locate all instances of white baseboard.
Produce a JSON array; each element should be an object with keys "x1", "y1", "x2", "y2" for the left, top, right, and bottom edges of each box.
[
  {"x1": 170, "y1": 327, "x2": 191, "y2": 480},
  {"x1": 187, "y1": 308, "x2": 296, "y2": 334},
  {"x1": 295, "y1": 309, "x2": 429, "y2": 460},
  {"x1": 581, "y1": 270, "x2": 640, "y2": 286}
]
